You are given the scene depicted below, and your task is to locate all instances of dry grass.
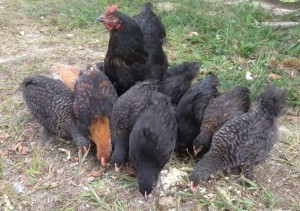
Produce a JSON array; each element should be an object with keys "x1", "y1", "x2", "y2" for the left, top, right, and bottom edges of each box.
[{"x1": 0, "y1": 0, "x2": 299, "y2": 210}]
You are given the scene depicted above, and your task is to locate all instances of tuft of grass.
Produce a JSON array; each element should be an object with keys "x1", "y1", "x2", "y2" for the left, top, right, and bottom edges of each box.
[
  {"x1": 26, "y1": 145, "x2": 47, "y2": 175},
  {"x1": 118, "y1": 174, "x2": 138, "y2": 189},
  {"x1": 86, "y1": 184, "x2": 111, "y2": 210}
]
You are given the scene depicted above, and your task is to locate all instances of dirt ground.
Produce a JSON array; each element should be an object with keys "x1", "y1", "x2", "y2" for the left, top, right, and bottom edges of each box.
[{"x1": 0, "y1": 0, "x2": 299, "y2": 210}]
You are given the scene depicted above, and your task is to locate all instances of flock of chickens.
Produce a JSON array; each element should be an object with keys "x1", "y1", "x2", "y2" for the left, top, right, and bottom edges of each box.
[{"x1": 21, "y1": 3, "x2": 289, "y2": 200}]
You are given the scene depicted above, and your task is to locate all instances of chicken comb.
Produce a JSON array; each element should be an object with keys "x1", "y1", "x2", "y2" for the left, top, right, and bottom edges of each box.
[{"x1": 106, "y1": 5, "x2": 119, "y2": 14}]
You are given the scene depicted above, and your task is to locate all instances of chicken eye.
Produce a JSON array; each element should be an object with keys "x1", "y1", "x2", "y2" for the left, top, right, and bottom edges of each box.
[{"x1": 111, "y1": 16, "x2": 117, "y2": 21}]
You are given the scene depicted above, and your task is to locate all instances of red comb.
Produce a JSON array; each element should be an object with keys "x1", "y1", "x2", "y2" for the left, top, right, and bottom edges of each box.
[{"x1": 106, "y1": 5, "x2": 119, "y2": 14}]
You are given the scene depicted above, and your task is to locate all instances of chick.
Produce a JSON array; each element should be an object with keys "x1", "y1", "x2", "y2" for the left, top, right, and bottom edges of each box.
[
  {"x1": 190, "y1": 84, "x2": 289, "y2": 191},
  {"x1": 22, "y1": 75, "x2": 89, "y2": 151},
  {"x1": 73, "y1": 65, "x2": 118, "y2": 166},
  {"x1": 193, "y1": 86, "x2": 251, "y2": 156},
  {"x1": 110, "y1": 81, "x2": 158, "y2": 171},
  {"x1": 129, "y1": 92, "x2": 177, "y2": 200},
  {"x1": 176, "y1": 74, "x2": 219, "y2": 154}
]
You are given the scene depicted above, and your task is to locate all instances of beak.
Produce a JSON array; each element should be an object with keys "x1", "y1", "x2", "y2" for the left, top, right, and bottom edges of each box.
[
  {"x1": 144, "y1": 191, "x2": 148, "y2": 201},
  {"x1": 96, "y1": 15, "x2": 104, "y2": 22},
  {"x1": 193, "y1": 145, "x2": 202, "y2": 156},
  {"x1": 81, "y1": 146, "x2": 89, "y2": 155},
  {"x1": 101, "y1": 157, "x2": 107, "y2": 167},
  {"x1": 190, "y1": 181, "x2": 199, "y2": 192},
  {"x1": 114, "y1": 163, "x2": 121, "y2": 172}
]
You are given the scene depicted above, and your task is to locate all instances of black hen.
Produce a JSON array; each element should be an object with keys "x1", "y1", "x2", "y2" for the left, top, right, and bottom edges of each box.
[
  {"x1": 97, "y1": 5, "x2": 167, "y2": 95},
  {"x1": 110, "y1": 81, "x2": 158, "y2": 171},
  {"x1": 190, "y1": 84, "x2": 289, "y2": 191},
  {"x1": 160, "y1": 62, "x2": 201, "y2": 105},
  {"x1": 176, "y1": 74, "x2": 219, "y2": 154},
  {"x1": 73, "y1": 65, "x2": 118, "y2": 166},
  {"x1": 22, "y1": 75, "x2": 89, "y2": 151},
  {"x1": 133, "y1": 2, "x2": 166, "y2": 43},
  {"x1": 129, "y1": 92, "x2": 177, "y2": 200},
  {"x1": 193, "y1": 86, "x2": 251, "y2": 156},
  {"x1": 133, "y1": 2, "x2": 168, "y2": 69}
]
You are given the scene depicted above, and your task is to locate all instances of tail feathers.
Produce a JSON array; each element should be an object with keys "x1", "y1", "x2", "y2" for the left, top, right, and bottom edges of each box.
[
  {"x1": 160, "y1": 62, "x2": 201, "y2": 105},
  {"x1": 257, "y1": 84, "x2": 289, "y2": 118},
  {"x1": 164, "y1": 62, "x2": 201, "y2": 80},
  {"x1": 51, "y1": 63, "x2": 80, "y2": 91},
  {"x1": 205, "y1": 73, "x2": 219, "y2": 88},
  {"x1": 22, "y1": 75, "x2": 48, "y2": 87},
  {"x1": 22, "y1": 75, "x2": 36, "y2": 88}
]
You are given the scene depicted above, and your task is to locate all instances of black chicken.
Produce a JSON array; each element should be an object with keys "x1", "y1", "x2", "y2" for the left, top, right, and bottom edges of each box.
[
  {"x1": 176, "y1": 74, "x2": 219, "y2": 154},
  {"x1": 133, "y1": 2, "x2": 168, "y2": 70},
  {"x1": 22, "y1": 75, "x2": 89, "y2": 152},
  {"x1": 110, "y1": 81, "x2": 158, "y2": 171},
  {"x1": 193, "y1": 86, "x2": 251, "y2": 156},
  {"x1": 129, "y1": 92, "x2": 177, "y2": 200},
  {"x1": 160, "y1": 62, "x2": 201, "y2": 105},
  {"x1": 73, "y1": 65, "x2": 118, "y2": 166},
  {"x1": 190, "y1": 84, "x2": 289, "y2": 191},
  {"x1": 133, "y1": 2, "x2": 166, "y2": 43},
  {"x1": 96, "y1": 4, "x2": 168, "y2": 95}
]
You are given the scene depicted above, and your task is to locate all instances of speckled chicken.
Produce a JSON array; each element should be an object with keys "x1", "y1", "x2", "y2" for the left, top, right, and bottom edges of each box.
[
  {"x1": 176, "y1": 74, "x2": 219, "y2": 154},
  {"x1": 193, "y1": 86, "x2": 251, "y2": 156},
  {"x1": 73, "y1": 65, "x2": 118, "y2": 166},
  {"x1": 129, "y1": 92, "x2": 177, "y2": 200},
  {"x1": 22, "y1": 75, "x2": 89, "y2": 151},
  {"x1": 190, "y1": 84, "x2": 289, "y2": 191},
  {"x1": 110, "y1": 81, "x2": 158, "y2": 171},
  {"x1": 160, "y1": 62, "x2": 201, "y2": 105}
]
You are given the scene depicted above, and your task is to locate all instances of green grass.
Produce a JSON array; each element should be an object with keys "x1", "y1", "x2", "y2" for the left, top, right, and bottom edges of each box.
[
  {"x1": 26, "y1": 145, "x2": 48, "y2": 175},
  {"x1": 19, "y1": 0, "x2": 300, "y2": 105}
]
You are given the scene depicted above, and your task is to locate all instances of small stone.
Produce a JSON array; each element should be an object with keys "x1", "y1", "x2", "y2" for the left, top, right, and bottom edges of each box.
[{"x1": 12, "y1": 182, "x2": 25, "y2": 194}]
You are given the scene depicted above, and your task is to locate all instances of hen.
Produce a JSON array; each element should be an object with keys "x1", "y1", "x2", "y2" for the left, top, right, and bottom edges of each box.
[
  {"x1": 73, "y1": 65, "x2": 118, "y2": 166},
  {"x1": 133, "y1": 2, "x2": 166, "y2": 43},
  {"x1": 190, "y1": 84, "x2": 289, "y2": 191},
  {"x1": 22, "y1": 75, "x2": 89, "y2": 152},
  {"x1": 133, "y1": 2, "x2": 168, "y2": 69},
  {"x1": 176, "y1": 74, "x2": 219, "y2": 154},
  {"x1": 193, "y1": 86, "x2": 251, "y2": 156},
  {"x1": 97, "y1": 5, "x2": 168, "y2": 95},
  {"x1": 129, "y1": 92, "x2": 177, "y2": 200},
  {"x1": 110, "y1": 81, "x2": 158, "y2": 171},
  {"x1": 160, "y1": 62, "x2": 201, "y2": 105}
]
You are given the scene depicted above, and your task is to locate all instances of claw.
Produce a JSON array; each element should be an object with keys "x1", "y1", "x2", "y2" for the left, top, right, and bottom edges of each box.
[
  {"x1": 81, "y1": 146, "x2": 89, "y2": 154},
  {"x1": 144, "y1": 191, "x2": 148, "y2": 201},
  {"x1": 101, "y1": 157, "x2": 107, "y2": 167}
]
